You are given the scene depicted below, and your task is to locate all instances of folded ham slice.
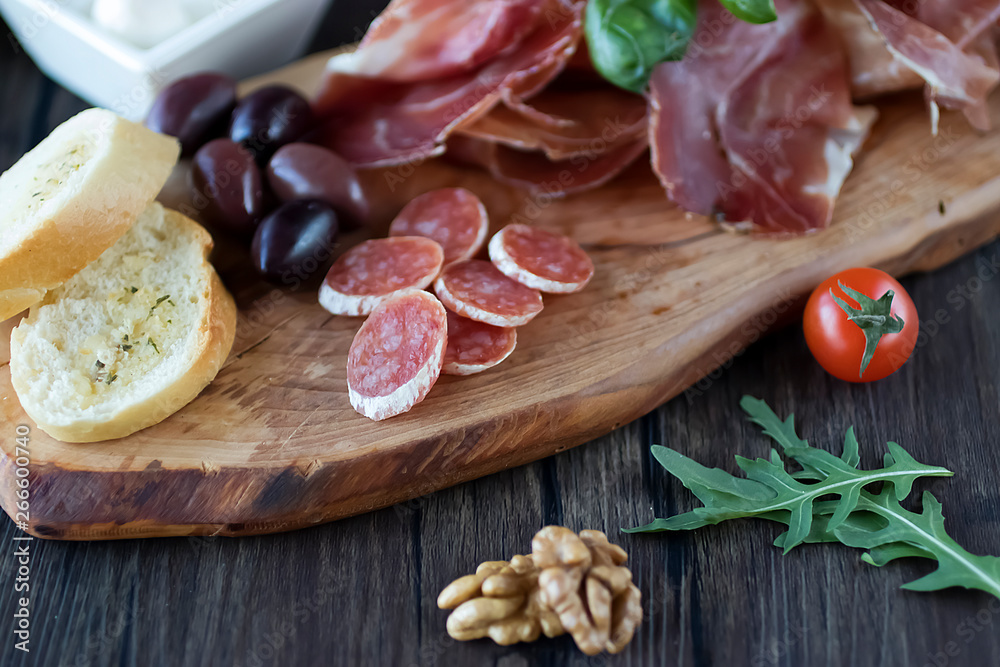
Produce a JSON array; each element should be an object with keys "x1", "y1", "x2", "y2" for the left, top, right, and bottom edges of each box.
[
  {"x1": 313, "y1": 0, "x2": 585, "y2": 167},
  {"x1": 457, "y1": 85, "x2": 648, "y2": 160},
  {"x1": 648, "y1": 0, "x2": 876, "y2": 235},
  {"x1": 448, "y1": 134, "x2": 648, "y2": 196},
  {"x1": 854, "y1": 0, "x2": 1000, "y2": 131},
  {"x1": 816, "y1": 0, "x2": 923, "y2": 98},
  {"x1": 327, "y1": 0, "x2": 545, "y2": 82}
]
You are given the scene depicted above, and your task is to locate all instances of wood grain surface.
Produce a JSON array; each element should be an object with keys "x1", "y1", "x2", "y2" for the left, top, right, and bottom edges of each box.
[
  {"x1": 1, "y1": 4, "x2": 1000, "y2": 666},
  {"x1": 5, "y1": 35, "x2": 1000, "y2": 541}
]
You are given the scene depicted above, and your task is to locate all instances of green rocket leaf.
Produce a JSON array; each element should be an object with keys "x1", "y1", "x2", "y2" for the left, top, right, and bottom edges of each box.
[
  {"x1": 844, "y1": 490, "x2": 1000, "y2": 597},
  {"x1": 628, "y1": 397, "x2": 1000, "y2": 599},
  {"x1": 628, "y1": 399, "x2": 952, "y2": 553}
]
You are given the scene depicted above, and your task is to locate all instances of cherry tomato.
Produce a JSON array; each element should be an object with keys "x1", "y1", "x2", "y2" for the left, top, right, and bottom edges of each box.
[{"x1": 803, "y1": 268, "x2": 918, "y2": 382}]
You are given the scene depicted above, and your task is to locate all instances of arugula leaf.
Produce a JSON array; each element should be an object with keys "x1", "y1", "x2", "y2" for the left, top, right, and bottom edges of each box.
[
  {"x1": 584, "y1": 0, "x2": 697, "y2": 93},
  {"x1": 847, "y1": 490, "x2": 1000, "y2": 597},
  {"x1": 718, "y1": 0, "x2": 776, "y2": 24},
  {"x1": 776, "y1": 490, "x2": 1000, "y2": 597},
  {"x1": 628, "y1": 397, "x2": 1000, "y2": 599},
  {"x1": 627, "y1": 400, "x2": 951, "y2": 553}
]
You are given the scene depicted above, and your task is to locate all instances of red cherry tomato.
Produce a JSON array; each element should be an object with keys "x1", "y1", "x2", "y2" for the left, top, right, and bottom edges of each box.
[{"x1": 803, "y1": 268, "x2": 919, "y2": 382}]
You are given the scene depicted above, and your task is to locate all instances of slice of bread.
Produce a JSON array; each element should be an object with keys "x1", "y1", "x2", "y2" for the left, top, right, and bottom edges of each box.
[
  {"x1": 10, "y1": 203, "x2": 236, "y2": 443},
  {"x1": 0, "y1": 108, "x2": 179, "y2": 321}
]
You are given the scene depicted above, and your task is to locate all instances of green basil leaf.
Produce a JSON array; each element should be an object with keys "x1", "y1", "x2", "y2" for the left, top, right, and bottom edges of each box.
[
  {"x1": 718, "y1": 0, "x2": 777, "y2": 24},
  {"x1": 584, "y1": 0, "x2": 698, "y2": 93}
]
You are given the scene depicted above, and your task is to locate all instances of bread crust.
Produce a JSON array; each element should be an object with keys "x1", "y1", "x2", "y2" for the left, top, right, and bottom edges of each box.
[
  {"x1": 0, "y1": 313, "x2": 20, "y2": 366},
  {"x1": 0, "y1": 109, "x2": 180, "y2": 321},
  {"x1": 10, "y1": 208, "x2": 237, "y2": 443}
]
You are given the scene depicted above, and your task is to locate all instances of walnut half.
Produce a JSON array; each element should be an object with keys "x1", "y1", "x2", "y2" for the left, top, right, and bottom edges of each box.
[
  {"x1": 534, "y1": 527, "x2": 642, "y2": 655},
  {"x1": 438, "y1": 527, "x2": 642, "y2": 655},
  {"x1": 437, "y1": 554, "x2": 563, "y2": 645}
]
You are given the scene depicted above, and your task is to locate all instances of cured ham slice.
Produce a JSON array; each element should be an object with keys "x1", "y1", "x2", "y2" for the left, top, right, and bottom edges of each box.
[
  {"x1": 815, "y1": 0, "x2": 923, "y2": 98},
  {"x1": 457, "y1": 86, "x2": 648, "y2": 160},
  {"x1": 327, "y1": 0, "x2": 545, "y2": 82},
  {"x1": 648, "y1": 0, "x2": 876, "y2": 235},
  {"x1": 854, "y1": 0, "x2": 1000, "y2": 131},
  {"x1": 313, "y1": 0, "x2": 585, "y2": 167},
  {"x1": 448, "y1": 134, "x2": 648, "y2": 196}
]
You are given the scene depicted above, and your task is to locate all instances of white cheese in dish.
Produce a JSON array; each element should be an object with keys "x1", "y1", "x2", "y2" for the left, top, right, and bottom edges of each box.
[{"x1": 90, "y1": 0, "x2": 193, "y2": 49}]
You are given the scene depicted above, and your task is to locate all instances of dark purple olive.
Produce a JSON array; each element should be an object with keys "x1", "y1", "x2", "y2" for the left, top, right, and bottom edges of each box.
[
  {"x1": 229, "y1": 85, "x2": 314, "y2": 164},
  {"x1": 267, "y1": 143, "x2": 369, "y2": 227},
  {"x1": 191, "y1": 139, "x2": 264, "y2": 237},
  {"x1": 146, "y1": 73, "x2": 237, "y2": 156},
  {"x1": 251, "y1": 200, "x2": 339, "y2": 286}
]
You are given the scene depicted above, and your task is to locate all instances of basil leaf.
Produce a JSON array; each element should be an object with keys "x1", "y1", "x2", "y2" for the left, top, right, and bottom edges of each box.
[
  {"x1": 584, "y1": 0, "x2": 697, "y2": 93},
  {"x1": 718, "y1": 0, "x2": 777, "y2": 24}
]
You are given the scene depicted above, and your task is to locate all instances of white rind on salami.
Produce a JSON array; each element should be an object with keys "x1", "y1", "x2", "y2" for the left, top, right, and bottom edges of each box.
[
  {"x1": 442, "y1": 311, "x2": 517, "y2": 376},
  {"x1": 488, "y1": 224, "x2": 594, "y2": 293},
  {"x1": 319, "y1": 236, "x2": 444, "y2": 316},
  {"x1": 388, "y1": 188, "x2": 489, "y2": 266},
  {"x1": 347, "y1": 289, "x2": 447, "y2": 421},
  {"x1": 434, "y1": 260, "x2": 543, "y2": 327}
]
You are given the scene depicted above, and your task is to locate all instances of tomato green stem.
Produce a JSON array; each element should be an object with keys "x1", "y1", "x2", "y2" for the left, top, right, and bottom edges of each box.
[{"x1": 830, "y1": 282, "x2": 905, "y2": 379}]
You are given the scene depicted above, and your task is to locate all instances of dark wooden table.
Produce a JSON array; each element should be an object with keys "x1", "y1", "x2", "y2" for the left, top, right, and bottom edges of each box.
[{"x1": 2, "y1": 4, "x2": 1000, "y2": 666}]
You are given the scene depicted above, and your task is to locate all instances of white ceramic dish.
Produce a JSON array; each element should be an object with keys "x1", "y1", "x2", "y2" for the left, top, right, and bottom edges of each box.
[{"x1": 0, "y1": 0, "x2": 333, "y2": 120}]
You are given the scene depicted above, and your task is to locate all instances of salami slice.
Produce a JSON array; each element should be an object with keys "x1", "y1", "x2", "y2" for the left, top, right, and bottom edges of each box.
[
  {"x1": 319, "y1": 237, "x2": 444, "y2": 316},
  {"x1": 388, "y1": 188, "x2": 489, "y2": 266},
  {"x1": 488, "y1": 224, "x2": 594, "y2": 293},
  {"x1": 443, "y1": 311, "x2": 517, "y2": 376},
  {"x1": 347, "y1": 289, "x2": 447, "y2": 421},
  {"x1": 434, "y1": 259, "x2": 543, "y2": 327}
]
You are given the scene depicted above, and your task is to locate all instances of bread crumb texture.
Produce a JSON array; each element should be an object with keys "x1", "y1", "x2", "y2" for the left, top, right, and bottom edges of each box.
[
  {"x1": 13, "y1": 203, "x2": 206, "y2": 417},
  {"x1": 0, "y1": 118, "x2": 101, "y2": 257}
]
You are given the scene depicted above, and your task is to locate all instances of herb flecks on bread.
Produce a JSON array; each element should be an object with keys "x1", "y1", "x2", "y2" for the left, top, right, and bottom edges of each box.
[
  {"x1": 10, "y1": 203, "x2": 237, "y2": 443},
  {"x1": 0, "y1": 108, "x2": 179, "y2": 321}
]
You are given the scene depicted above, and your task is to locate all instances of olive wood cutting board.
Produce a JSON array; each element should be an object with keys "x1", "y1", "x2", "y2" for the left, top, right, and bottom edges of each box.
[{"x1": 2, "y1": 51, "x2": 1000, "y2": 540}]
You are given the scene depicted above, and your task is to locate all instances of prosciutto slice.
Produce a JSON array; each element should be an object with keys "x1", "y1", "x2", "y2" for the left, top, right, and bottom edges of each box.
[
  {"x1": 313, "y1": 0, "x2": 585, "y2": 167},
  {"x1": 448, "y1": 134, "x2": 648, "y2": 196},
  {"x1": 648, "y1": 0, "x2": 876, "y2": 235},
  {"x1": 854, "y1": 0, "x2": 1000, "y2": 131},
  {"x1": 816, "y1": 0, "x2": 923, "y2": 98},
  {"x1": 456, "y1": 85, "x2": 648, "y2": 160},
  {"x1": 326, "y1": 0, "x2": 546, "y2": 82}
]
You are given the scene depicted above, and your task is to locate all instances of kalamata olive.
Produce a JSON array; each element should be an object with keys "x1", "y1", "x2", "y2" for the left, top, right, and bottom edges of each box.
[
  {"x1": 145, "y1": 72, "x2": 236, "y2": 156},
  {"x1": 251, "y1": 200, "x2": 339, "y2": 286},
  {"x1": 267, "y1": 143, "x2": 369, "y2": 227},
  {"x1": 191, "y1": 139, "x2": 264, "y2": 237},
  {"x1": 229, "y1": 85, "x2": 314, "y2": 164}
]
